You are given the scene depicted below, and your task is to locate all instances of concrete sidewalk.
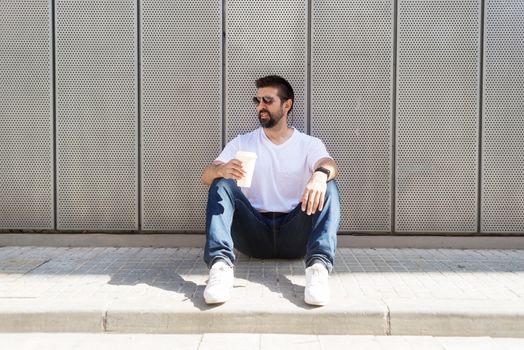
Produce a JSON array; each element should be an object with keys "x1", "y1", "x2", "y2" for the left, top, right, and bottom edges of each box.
[
  {"x1": 0, "y1": 246, "x2": 523, "y2": 336},
  {"x1": 2, "y1": 334, "x2": 524, "y2": 350}
]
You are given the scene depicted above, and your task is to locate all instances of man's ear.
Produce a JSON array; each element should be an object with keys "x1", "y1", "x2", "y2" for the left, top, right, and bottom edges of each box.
[{"x1": 283, "y1": 99, "x2": 292, "y2": 114}]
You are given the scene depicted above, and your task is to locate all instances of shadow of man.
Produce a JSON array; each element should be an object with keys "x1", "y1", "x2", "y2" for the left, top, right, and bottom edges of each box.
[
  {"x1": 107, "y1": 250, "x2": 315, "y2": 310},
  {"x1": 106, "y1": 250, "x2": 212, "y2": 311}
]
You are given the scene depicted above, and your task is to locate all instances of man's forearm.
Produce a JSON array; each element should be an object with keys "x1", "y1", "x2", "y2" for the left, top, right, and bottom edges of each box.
[{"x1": 201, "y1": 163, "x2": 222, "y2": 186}]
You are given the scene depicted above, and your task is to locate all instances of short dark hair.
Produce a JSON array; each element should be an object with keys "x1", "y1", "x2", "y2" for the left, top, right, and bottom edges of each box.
[{"x1": 255, "y1": 75, "x2": 294, "y2": 114}]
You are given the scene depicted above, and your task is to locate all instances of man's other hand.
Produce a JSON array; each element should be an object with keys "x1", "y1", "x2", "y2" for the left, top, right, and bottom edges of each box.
[
  {"x1": 300, "y1": 172, "x2": 328, "y2": 215},
  {"x1": 217, "y1": 159, "x2": 246, "y2": 180}
]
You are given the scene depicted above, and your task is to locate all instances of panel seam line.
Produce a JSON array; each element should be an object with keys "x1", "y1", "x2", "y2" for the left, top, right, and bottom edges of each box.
[
  {"x1": 307, "y1": 0, "x2": 312, "y2": 135},
  {"x1": 137, "y1": 0, "x2": 142, "y2": 232},
  {"x1": 52, "y1": 0, "x2": 57, "y2": 230},
  {"x1": 477, "y1": 0, "x2": 485, "y2": 233},
  {"x1": 392, "y1": 0, "x2": 398, "y2": 233},
  {"x1": 222, "y1": 0, "x2": 227, "y2": 147}
]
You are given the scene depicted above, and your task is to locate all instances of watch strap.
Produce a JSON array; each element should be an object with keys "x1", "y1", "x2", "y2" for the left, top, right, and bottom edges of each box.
[{"x1": 314, "y1": 166, "x2": 331, "y2": 178}]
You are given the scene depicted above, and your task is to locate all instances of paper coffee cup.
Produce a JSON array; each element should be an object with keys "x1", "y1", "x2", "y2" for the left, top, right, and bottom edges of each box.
[{"x1": 235, "y1": 151, "x2": 257, "y2": 188}]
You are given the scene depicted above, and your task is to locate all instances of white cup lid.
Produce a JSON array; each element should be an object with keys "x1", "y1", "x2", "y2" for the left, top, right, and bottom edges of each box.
[{"x1": 235, "y1": 151, "x2": 257, "y2": 159}]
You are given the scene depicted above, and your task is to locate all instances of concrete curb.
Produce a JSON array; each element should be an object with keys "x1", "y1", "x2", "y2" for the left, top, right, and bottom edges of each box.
[
  {"x1": 1, "y1": 298, "x2": 524, "y2": 336},
  {"x1": 387, "y1": 299, "x2": 524, "y2": 338},
  {"x1": 0, "y1": 301, "x2": 106, "y2": 333}
]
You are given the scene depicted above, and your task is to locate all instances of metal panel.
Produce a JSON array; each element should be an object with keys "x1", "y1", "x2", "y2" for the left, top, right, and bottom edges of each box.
[
  {"x1": 141, "y1": 0, "x2": 222, "y2": 231},
  {"x1": 0, "y1": 0, "x2": 54, "y2": 229},
  {"x1": 396, "y1": 0, "x2": 481, "y2": 232},
  {"x1": 311, "y1": 1, "x2": 394, "y2": 232},
  {"x1": 482, "y1": 1, "x2": 524, "y2": 233},
  {"x1": 55, "y1": 0, "x2": 137, "y2": 230},
  {"x1": 225, "y1": 0, "x2": 307, "y2": 140}
]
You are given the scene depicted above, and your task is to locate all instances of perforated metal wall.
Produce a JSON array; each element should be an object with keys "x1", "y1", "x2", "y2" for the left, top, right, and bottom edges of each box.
[
  {"x1": 311, "y1": 0, "x2": 393, "y2": 232},
  {"x1": 482, "y1": 1, "x2": 524, "y2": 233},
  {"x1": 0, "y1": 0, "x2": 54, "y2": 229},
  {"x1": 396, "y1": 0, "x2": 481, "y2": 232},
  {"x1": 140, "y1": 0, "x2": 222, "y2": 231},
  {"x1": 225, "y1": 0, "x2": 307, "y2": 140},
  {"x1": 3, "y1": 0, "x2": 524, "y2": 235},
  {"x1": 55, "y1": 0, "x2": 138, "y2": 230}
]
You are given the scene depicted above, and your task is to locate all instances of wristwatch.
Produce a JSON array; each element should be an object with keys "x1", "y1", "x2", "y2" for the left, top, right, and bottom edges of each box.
[{"x1": 314, "y1": 166, "x2": 331, "y2": 179}]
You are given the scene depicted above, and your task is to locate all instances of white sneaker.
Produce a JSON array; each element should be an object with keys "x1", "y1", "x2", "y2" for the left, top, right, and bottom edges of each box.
[
  {"x1": 304, "y1": 262, "x2": 330, "y2": 306},
  {"x1": 204, "y1": 260, "x2": 234, "y2": 304}
]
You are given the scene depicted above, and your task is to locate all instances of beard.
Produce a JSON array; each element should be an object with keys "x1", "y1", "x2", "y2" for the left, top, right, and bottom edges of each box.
[{"x1": 258, "y1": 109, "x2": 284, "y2": 128}]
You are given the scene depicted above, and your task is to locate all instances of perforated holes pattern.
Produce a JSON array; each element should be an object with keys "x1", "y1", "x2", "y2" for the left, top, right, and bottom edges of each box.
[
  {"x1": 311, "y1": 0, "x2": 394, "y2": 232},
  {"x1": 396, "y1": 0, "x2": 480, "y2": 232},
  {"x1": 482, "y1": 0, "x2": 524, "y2": 233},
  {"x1": 0, "y1": 0, "x2": 54, "y2": 229},
  {"x1": 141, "y1": 0, "x2": 222, "y2": 231},
  {"x1": 55, "y1": 0, "x2": 137, "y2": 230},
  {"x1": 225, "y1": 0, "x2": 307, "y2": 141}
]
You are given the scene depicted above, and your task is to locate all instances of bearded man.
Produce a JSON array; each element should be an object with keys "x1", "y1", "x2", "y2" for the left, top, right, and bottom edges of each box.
[{"x1": 201, "y1": 75, "x2": 340, "y2": 306}]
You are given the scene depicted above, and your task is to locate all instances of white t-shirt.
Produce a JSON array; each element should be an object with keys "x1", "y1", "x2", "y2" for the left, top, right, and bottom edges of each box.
[{"x1": 216, "y1": 127, "x2": 332, "y2": 213}]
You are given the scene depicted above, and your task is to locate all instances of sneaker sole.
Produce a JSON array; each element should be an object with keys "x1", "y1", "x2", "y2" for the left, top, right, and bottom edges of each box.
[
  {"x1": 304, "y1": 296, "x2": 329, "y2": 306},
  {"x1": 204, "y1": 295, "x2": 230, "y2": 305}
]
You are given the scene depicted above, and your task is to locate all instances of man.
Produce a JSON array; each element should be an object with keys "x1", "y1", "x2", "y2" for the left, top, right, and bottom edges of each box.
[{"x1": 201, "y1": 75, "x2": 340, "y2": 306}]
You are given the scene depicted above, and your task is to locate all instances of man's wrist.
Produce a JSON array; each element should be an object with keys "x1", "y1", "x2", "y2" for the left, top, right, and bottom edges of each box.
[
  {"x1": 312, "y1": 170, "x2": 329, "y2": 182},
  {"x1": 314, "y1": 166, "x2": 331, "y2": 181}
]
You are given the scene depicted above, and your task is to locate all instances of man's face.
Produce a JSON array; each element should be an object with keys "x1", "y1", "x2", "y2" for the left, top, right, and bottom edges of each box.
[{"x1": 253, "y1": 87, "x2": 285, "y2": 129}]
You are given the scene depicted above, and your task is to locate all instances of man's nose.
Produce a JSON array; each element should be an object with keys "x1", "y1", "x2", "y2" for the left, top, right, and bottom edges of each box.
[{"x1": 256, "y1": 103, "x2": 265, "y2": 112}]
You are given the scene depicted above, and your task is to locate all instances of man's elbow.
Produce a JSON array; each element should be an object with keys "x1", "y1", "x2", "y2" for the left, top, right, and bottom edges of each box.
[
  {"x1": 201, "y1": 165, "x2": 215, "y2": 186},
  {"x1": 201, "y1": 170, "x2": 212, "y2": 186}
]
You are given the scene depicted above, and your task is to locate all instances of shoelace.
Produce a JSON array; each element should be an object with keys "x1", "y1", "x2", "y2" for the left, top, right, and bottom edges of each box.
[
  {"x1": 208, "y1": 266, "x2": 229, "y2": 286},
  {"x1": 307, "y1": 266, "x2": 327, "y2": 287}
]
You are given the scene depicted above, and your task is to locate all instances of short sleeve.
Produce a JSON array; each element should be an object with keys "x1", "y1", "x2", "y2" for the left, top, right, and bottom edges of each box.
[
  {"x1": 307, "y1": 137, "x2": 332, "y2": 172},
  {"x1": 215, "y1": 135, "x2": 241, "y2": 163}
]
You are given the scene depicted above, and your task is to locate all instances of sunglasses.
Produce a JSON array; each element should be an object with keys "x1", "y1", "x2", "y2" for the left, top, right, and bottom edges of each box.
[{"x1": 252, "y1": 95, "x2": 276, "y2": 106}]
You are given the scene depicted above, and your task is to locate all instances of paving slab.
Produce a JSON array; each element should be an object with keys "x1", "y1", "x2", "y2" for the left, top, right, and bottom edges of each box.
[{"x1": 0, "y1": 247, "x2": 523, "y2": 336}]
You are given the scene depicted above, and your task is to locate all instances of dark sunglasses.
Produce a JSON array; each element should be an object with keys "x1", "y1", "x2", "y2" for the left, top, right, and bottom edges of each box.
[{"x1": 252, "y1": 96, "x2": 275, "y2": 106}]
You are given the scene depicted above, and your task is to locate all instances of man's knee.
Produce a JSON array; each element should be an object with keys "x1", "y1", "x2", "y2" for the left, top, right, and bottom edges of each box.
[
  {"x1": 210, "y1": 178, "x2": 238, "y2": 194},
  {"x1": 208, "y1": 178, "x2": 243, "y2": 206}
]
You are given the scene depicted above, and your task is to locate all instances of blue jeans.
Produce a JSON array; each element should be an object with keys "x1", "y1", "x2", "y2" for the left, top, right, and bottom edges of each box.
[{"x1": 204, "y1": 178, "x2": 340, "y2": 272}]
